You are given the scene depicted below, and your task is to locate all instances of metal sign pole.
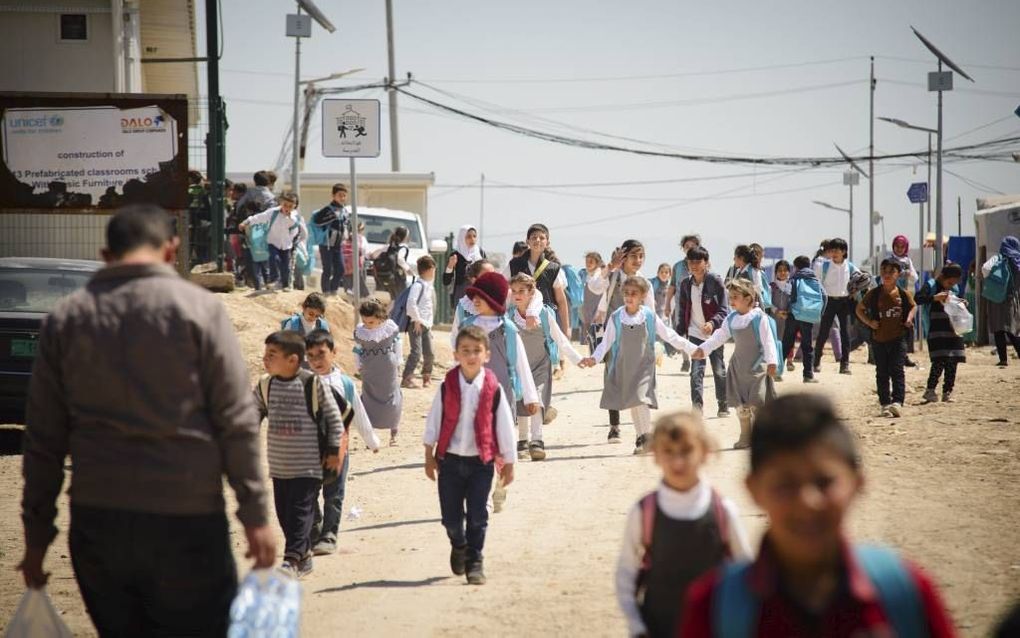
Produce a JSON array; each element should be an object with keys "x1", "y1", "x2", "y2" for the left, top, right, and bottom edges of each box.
[
  {"x1": 918, "y1": 200, "x2": 925, "y2": 351},
  {"x1": 350, "y1": 156, "x2": 360, "y2": 311}
]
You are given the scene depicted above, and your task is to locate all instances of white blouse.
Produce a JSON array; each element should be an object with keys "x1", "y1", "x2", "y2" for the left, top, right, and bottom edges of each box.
[
  {"x1": 590, "y1": 308, "x2": 696, "y2": 363},
  {"x1": 696, "y1": 308, "x2": 777, "y2": 366}
]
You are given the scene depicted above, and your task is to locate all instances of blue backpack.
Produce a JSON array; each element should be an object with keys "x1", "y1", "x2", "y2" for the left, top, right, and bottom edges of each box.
[
  {"x1": 982, "y1": 255, "x2": 1013, "y2": 303},
  {"x1": 507, "y1": 306, "x2": 561, "y2": 366},
  {"x1": 247, "y1": 223, "x2": 271, "y2": 263},
  {"x1": 461, "y1": 314, "x2": 522, "y2": 399},
  {"x1": 608, "y1": 306, "x2": 656, "y2": 374},
  {"x1": 388, "y1": 278, "x2": 427, "y2": 332},
  {"x1": 791, "y1": 277, "x2": 826, "y2": 324},
  {"x1": 562, "y1": 264, "x2": 585, "y2": 329},
  {"x1": 712, "y1": 544, "x2": 925, "y2": 638},
  {"x1": 280, "y1": 314, "x2": 329, "y2": 335},
  {"x1": 726, "y1": 311, "x2": 784, "y2": 378}
]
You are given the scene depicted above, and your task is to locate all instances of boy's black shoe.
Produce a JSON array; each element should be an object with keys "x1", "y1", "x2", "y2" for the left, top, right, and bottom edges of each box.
[
  {"x1": 466, "y1": 559, "x2": 486, "y2": 585},
  {"x1": 450, "y1": 545, "x2": 467, "y2": 576},
  {"x1": 516, "y1": 440, "x2": 528, "y2": 460},
  {"x1": 812, "y1": 365, "x2": 821, "y2": 374},
  {"x1": 633, "y1": 434, "x2": 650, "y2": 456},
  {"x1": 904, "y1": 357, "x2": 917, "y2": 368},
  {"x1": 609, "y1": 410, "x2": 620, "y2": 426},
  {"x1": 529, "y1": 440, "x2": 547, "y2": 461},
  {"x1": 607, "y1": 425, "x2": 622, "y2": 443},
  {"x1": 839, "y1": 365, "x2": 852, "y2": 375}
]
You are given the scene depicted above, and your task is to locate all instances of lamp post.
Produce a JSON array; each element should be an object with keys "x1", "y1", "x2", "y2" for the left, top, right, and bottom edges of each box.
[
  {"x1": 879, "y1": 116, "x2": 937, "y2": 274},
  {"x1": 911, "y1": 27, "x2": 974, "y2": 269},
  {"x1": 287, "y1": 1, "x2": 336, "y2": 194},
  {"x1": 833, "y1": 143, "x2": 869, "y2": 268}
]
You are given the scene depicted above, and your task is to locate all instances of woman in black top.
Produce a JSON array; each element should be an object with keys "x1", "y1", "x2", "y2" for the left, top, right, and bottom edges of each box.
[{"x1": 443, "y1": 224, "x2": 486, "y2": 306}]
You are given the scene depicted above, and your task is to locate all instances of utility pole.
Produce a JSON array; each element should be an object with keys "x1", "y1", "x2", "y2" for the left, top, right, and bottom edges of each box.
[
  {"x1": 957, "y1": 195, "x2": 962, "y2": 235},
  {"x1": 205, "y1": 0, "x2": 225, "y2": 270},
  {"x1": 843, "y1": 170, "x2": 858, "y2": 260},
  {"x1": 291, "y1": 6, "x2": 302, "y2": 195},
  {"x1": 385, "y1": 0, "x2": 400, "y2": 172},
  {"x1": 935, "y1": 59, "x2": 944, "y2": 267},
  {"x1": 927, "y1": 133, "x2": 933, "y2": 233},
  {"x1": 479, "y1": 172, "x2": 485, "y2": 241},
  {"x1": 868, "y1": 56, "x2": 876, "y2": 273}
]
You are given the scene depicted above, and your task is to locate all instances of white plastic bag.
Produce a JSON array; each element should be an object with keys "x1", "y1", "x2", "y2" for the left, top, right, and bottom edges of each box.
[
  {"x1": 228, "y1": 569, "x2": 301, "y2": 638},
  {"x1": 3, "y1": 589, "x2": 73, "y2": 638},
  {"x1": 943, "y1": 293, "x2": 973, "y2": 335}
]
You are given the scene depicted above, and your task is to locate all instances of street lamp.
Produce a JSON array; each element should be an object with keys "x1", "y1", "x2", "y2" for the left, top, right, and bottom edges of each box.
[
  {"x1": 911, "y1": 26, "x2": 974, "y2": 269},
  {"x1": 287, "y1": 1, "x2": 337, "y2": 194},
  {"x1": 833, "y1": 143, "x2": 869, "y2": 268},
  {"x1": 880, "y1": 115, "x2": 937, "y2": 274},
  {"x1": 812, "y1": 199, "x2": 853, "y2": 259}
]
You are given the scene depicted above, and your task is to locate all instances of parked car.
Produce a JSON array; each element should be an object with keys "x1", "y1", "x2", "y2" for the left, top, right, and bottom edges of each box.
[
  {"x1": 0, "y1": 257, "x2": 101, "y2": 425},
  {"x1": 347, "y1": 207, "x2": 434, "y2": 295}
]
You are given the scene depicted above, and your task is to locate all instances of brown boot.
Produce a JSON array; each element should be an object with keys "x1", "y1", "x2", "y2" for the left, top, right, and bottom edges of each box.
[{"x1": 734, "y1": 408, "x2": 753, "y2": 450}]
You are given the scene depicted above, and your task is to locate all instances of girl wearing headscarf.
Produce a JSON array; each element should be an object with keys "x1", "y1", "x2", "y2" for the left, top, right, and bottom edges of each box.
[
  {"x1": 982, "y1": 236, "x2": 1020, "y2": 366},
  {"x1": 443, "y1": 224, "x2": 486, "y2": 306},
  {"x1": 889, "y1": 235, "x2": 920, "y2": 366}
]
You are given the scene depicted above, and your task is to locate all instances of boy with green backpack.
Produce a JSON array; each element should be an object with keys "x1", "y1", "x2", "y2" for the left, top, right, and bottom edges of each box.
[{"x1": 679, "y1": 393, "x2": 956, "y2": 638}]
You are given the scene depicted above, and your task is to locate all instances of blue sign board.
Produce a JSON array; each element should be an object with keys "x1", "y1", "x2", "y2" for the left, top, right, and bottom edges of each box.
[
  {"x1": 1014, "y1": 103, "x2": 1020, "y2": 118},
  {"x1": 907, "y1": 182, "x2": 928, "y2": 204},
  {"x1": 763, "y1": 247, "x2": 784, "y2": 260}
]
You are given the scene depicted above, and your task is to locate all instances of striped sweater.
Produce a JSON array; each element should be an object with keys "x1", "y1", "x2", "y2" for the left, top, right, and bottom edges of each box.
[{"x1": 253, "y1": 373, "x2": 346, "y2": 479}]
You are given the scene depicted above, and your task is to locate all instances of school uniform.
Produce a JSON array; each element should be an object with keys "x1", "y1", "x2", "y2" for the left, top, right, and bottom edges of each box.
[
  {"x1": 508, "y1": 253, "x2": 566, "y2": 314},
  {"x1": 915, "y1": 279, "x2": 966, "y2": 397},
  {"x1": 781, "y1": 268, "x2": 826, "y2": 381},
  {"x1": 615, "y1": 480, "x2": 751, "y2": 638},
  {"x1": 696, "y1": 308, "x2": 777, "y2": 410},
  {"x1": 458, "y1": 313, "x2": 540, "y2": 410},
  {"x1": 679, "y1": 535, "x2": 957, "y2": 638},
  {"x1": 580, "y1": 268, "x2": 605, "y2": 345},
  {"x1": 311, "y1": 201, "x2": 347, "y2": 294},
  {"x1": 508, "y1": 305, "x2": 583, "y2": 444},
  {"x1": 423, "y1": 367, "x2": 516, "y2": 563},
  {"x1": 676, "y1": 273, "x2": 729, "y2": 412},
  {"x1": 353, "y1": 319, "x2": 403, "y2": 431},
  {"x1": 312, "y1": 368, "x2": 381, "y2": 545},
  {"x1": 280, "y1": 313, "x2": 330, "y2": 336},
  {"x1": 243, "y1": 206, "x2": 304, "y2": 289},
  {"x1": 813, "y1": 258, "x2": 855, "y2": 371}
]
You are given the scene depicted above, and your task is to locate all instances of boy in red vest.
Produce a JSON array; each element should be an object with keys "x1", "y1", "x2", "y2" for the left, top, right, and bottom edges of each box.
[
  {"x1": 678, "y1": 393, "x2": 955, "y2": 638},
  {"x1": 423, "y1": 325, "x2": 516, "y2": 585}
]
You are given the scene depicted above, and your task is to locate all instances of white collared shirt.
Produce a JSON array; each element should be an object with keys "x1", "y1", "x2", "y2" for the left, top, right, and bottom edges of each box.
[
  {"x1": 590, "y1": 307, "x2": 697, "y2": 363},
  {"x1": 614, "y1": 479, "x2": 752, "y2": 637},
  {"x1": 244, "y1": 206, "x2": 304, "y2": 250},
  {"x1": 406, "y1": 277, "x2": 436, "y2": 329},
  {"x1": 454, "y1": 315, "x2": 540, "y2": 406},
  {"x1": 320, "y1": 368, "x2": 380, "y2": 451},
  {"x1": 422, "y1": 370, "x2": 517, "y2": 462},
  {"x1": 814, "y1": 258, "x2": 851, "y2": 298},
  {"x1": 688, "y1": 278, "x2": 708, "y2": 340}
]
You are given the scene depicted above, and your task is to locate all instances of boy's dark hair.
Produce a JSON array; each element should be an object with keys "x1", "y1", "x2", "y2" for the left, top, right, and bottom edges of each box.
[
  {"x1": 455, "y1": 325, "x2": 490, "y2": 350},
  {"x1": 253, "y1": 170, "x2": 271, "y2": 187},
  {"x1": 106, "y1": 204, "x2": 176, "y2": 258},
  {"x1": 279, "y1": 191, "x2": 299, "y2": 205},
  {"x1": 265, "y1": 330, "x2": 306, "y2": 360},
  {"x1": 734, "y1": 244, "x2": 759, "y2": 268},
  {"x1": 939, "y1": 263, "x2": 962, "y2": 279},
  {"x1": 389, "y1": 226, "x2": 409, "y2": 245},
  {"x1": 359, "y1": 297, "x2": 388, "y2": 320},
  {"x1": 266, "y1": 170, "x2": 278, "y2": 186},
  {"x1": 750, "y1": 394, "x2": 859, "y2": 473},
  {"x1": 332, "y1": 183, "x2": 348, "y2": 195},
  {"x1": 305, "y1": 328, "x2": 335, "y2": 352},
  {"x1": 466, "y1": 258, "x2": 493, "y2": 280},
  {"x1": 830, "y1": 238, "x2": 849, "y2": 256},
  {"x1": 301, "y1": 292, "x2": 327, "y2": 313},
  {"x1": 511, "y1": 241, "x2": 528, "y2": 256},
  {"x1": 686, "y1": 246, "x2": 710, "y2": 263},
  {"x1": 417, "y1": 254, "x2": 436, "y2": 272},
  {"x1": 232, "y1": 182, "x2": 248, "y2": 196},
  {"x1": 774, "y1": 259, "x2": 791, "y2": 273},
  {"x1": 680, "y1": 234, "x2": 701, "y2": 248},
  {"x1": 880, "y1": 258, "x2": 903, "y2": 273},
  {"x1": 793, "y1": 255, "x2": 811, "y2": 269}
]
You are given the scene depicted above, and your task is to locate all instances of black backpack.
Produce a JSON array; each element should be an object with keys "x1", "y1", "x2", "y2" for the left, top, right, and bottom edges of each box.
[{"x1": 373, "y1": 244, "x2": 403, "y2": 278}]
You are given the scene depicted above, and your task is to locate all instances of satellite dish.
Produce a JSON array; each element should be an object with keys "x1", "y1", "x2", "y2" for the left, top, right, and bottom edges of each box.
[
  {"x1": 834, "y1": 143, "x2": 870, "y2": 178},
  {"x1": 911, "y1": 27, "x2": 974, "y2": 82}
]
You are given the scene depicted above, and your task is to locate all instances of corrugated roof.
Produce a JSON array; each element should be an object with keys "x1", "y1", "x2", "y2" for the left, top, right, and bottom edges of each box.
[{"x1": 140, "y1": 0, "x2": 199, "y2": 122}]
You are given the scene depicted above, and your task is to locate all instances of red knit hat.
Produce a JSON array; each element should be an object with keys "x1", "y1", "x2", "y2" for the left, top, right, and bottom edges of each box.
[{"x1": 466, "y1": 271, "x2": 508, "y2": 315}]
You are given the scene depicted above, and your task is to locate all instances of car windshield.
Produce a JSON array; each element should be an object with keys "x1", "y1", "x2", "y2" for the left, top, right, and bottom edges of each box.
[
  {"x1": 359, "y1": 215, "x2": 423, "y2": 248},
  {"x1": 0, "y1": 268, "x2": 92, "y2": 313}
]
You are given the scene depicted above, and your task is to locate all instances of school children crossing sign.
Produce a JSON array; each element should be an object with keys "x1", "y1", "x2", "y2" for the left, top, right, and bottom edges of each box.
[{"x1": 321, "y1": 99, "x2": 380, "y2": 158}]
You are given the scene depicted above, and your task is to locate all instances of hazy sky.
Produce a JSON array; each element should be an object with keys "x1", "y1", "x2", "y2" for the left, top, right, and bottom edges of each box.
[{"x1": 203, "y1": 0, "x2": 1020, "y2": 270}]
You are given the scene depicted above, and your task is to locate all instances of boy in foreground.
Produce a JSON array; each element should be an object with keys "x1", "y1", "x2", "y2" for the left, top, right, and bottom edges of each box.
[
  {"x1": 423, "y1": 326, "x2": 516, "y2": 585},
  {"x1": 679, "y1": 393, "x2": 955, "y2": 637}
]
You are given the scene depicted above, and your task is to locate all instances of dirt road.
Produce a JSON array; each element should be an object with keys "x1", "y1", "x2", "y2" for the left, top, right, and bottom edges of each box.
[{"x1": 1, "y1": 291, "x2": 1018, "y2": 636}]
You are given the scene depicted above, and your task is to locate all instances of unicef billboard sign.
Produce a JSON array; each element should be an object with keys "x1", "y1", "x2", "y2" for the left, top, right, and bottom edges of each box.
[{"x1": 0, "y1": 93, "x2": 188, "y2": 211}]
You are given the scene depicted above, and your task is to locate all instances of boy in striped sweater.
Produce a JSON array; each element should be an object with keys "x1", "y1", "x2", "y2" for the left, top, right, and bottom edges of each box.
[{"x1": 255, "y1": 331, "x2": 349, "y2": 578}]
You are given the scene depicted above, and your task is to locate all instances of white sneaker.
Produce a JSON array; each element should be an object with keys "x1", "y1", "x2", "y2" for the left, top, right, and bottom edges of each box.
[
  {"x1": 880, "y1": 404, "x2": 894, "y2": 417},
  {"x1": 888, "y1": 403, "x2": 903, "y2": 417}
]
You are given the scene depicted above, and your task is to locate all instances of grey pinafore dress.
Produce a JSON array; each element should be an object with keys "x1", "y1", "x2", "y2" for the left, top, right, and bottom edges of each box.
[
  {"x1": 485, "y1": 322, "x2": 519, "y2": 409},
  {"x1": 601, "y1": 317, "x2": 657, "y2": 411},
  {"x1": 769, "y1": 281, "x2": 792, "y2": 341},
  {"x1": 355, "y1": 327, "x2": 403, "y2": 430},
  {"x1": 517, "y1": 321, "x2": 552, "y2": 416},
  {"x1": 727, "y1": 314, "x2": 777, "y2": 408},
  {"x1": 581, "y1": 274, "x2": 602, "y2": 336}
]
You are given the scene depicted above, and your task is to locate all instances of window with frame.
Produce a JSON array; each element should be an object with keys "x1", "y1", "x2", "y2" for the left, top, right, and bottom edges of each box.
[{"x1": 59, "y1": 14, "x2": 88, "y2": 41}]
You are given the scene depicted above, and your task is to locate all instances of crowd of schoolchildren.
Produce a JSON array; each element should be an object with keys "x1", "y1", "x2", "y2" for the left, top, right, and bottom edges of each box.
[{"x1": 249, "y1": 187, "x2": 1020, "y2": 635}]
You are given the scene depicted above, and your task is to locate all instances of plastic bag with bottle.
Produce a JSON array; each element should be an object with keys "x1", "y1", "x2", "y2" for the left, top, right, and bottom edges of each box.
[
  {"x1": 3, "y1": 589, "x2": 73, "y2": 638},
  {"x1": 943, "y1": 293, "x2": 973, "y2": 336},
  {"x1": 228, "y1": 569, "x2": 301, "y2": 638}
]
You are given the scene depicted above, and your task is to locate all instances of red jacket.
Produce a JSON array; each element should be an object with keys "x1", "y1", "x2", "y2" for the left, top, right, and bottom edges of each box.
[
  {"x1": 678, "y1": 535, "x2": 956, "y2": 638},
  {"x1": 436, "y1": 367, "x2": 501, "y2": 463}
]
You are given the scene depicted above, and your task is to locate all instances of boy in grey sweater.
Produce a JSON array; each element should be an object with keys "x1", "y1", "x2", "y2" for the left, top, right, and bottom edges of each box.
[{"x1": 255, "y1": 331, "x2": 347, "y2": 577}]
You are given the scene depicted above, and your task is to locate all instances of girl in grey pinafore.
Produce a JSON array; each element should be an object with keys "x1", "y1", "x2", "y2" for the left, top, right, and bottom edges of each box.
[
  {"x1": 486, "y1": 322, "x2": 518, "y2": 408},
  {"x1": 699, "y1": 309, "x2": 777, "y2": 409},
  {"x1": 600, "y1": 318, "x2": 658, "y2": 411},
  {"x1": 581, "y1": 272, "x2": 604, "y2": 347},
  {"x1": 517, "y1": 324, "x2": 551, "y2": 417},
  {"x1": 354, "y1": 320, "x2": 403, "y2": 432}
]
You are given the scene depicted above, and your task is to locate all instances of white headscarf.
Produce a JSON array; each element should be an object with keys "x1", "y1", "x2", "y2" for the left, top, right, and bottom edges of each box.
[{"x1": 454, "y1": 224, "x2": 483, "y2": 263}]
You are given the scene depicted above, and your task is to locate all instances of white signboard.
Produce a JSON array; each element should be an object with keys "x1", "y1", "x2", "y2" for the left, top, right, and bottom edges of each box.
[
  {"x1": 321, "y1": 99, "x2": 380, "y2": 158},
  {"x1": 1, "y1": 105, "x2": 178, "y2": 204}
]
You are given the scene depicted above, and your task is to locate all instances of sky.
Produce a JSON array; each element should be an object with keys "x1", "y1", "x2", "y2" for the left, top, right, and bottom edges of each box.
[{"x1": 200, "y1": 0, "x2": 1020, "y2": 271}]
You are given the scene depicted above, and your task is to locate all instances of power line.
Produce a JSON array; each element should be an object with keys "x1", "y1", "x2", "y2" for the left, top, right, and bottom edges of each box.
[{"x1": 432, "y1": 167, "x2": 844, "y2": 190}]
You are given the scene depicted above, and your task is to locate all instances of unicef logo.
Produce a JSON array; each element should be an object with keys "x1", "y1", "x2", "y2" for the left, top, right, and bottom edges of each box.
[{"x1": 48, "y1": 115, "x2": 64, "y2": 127}]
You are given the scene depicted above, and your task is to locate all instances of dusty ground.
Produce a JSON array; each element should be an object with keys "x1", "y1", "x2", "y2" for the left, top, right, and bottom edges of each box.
[{"x1": 1, "y1": 289, "x2": 1018, "y2": 635}]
